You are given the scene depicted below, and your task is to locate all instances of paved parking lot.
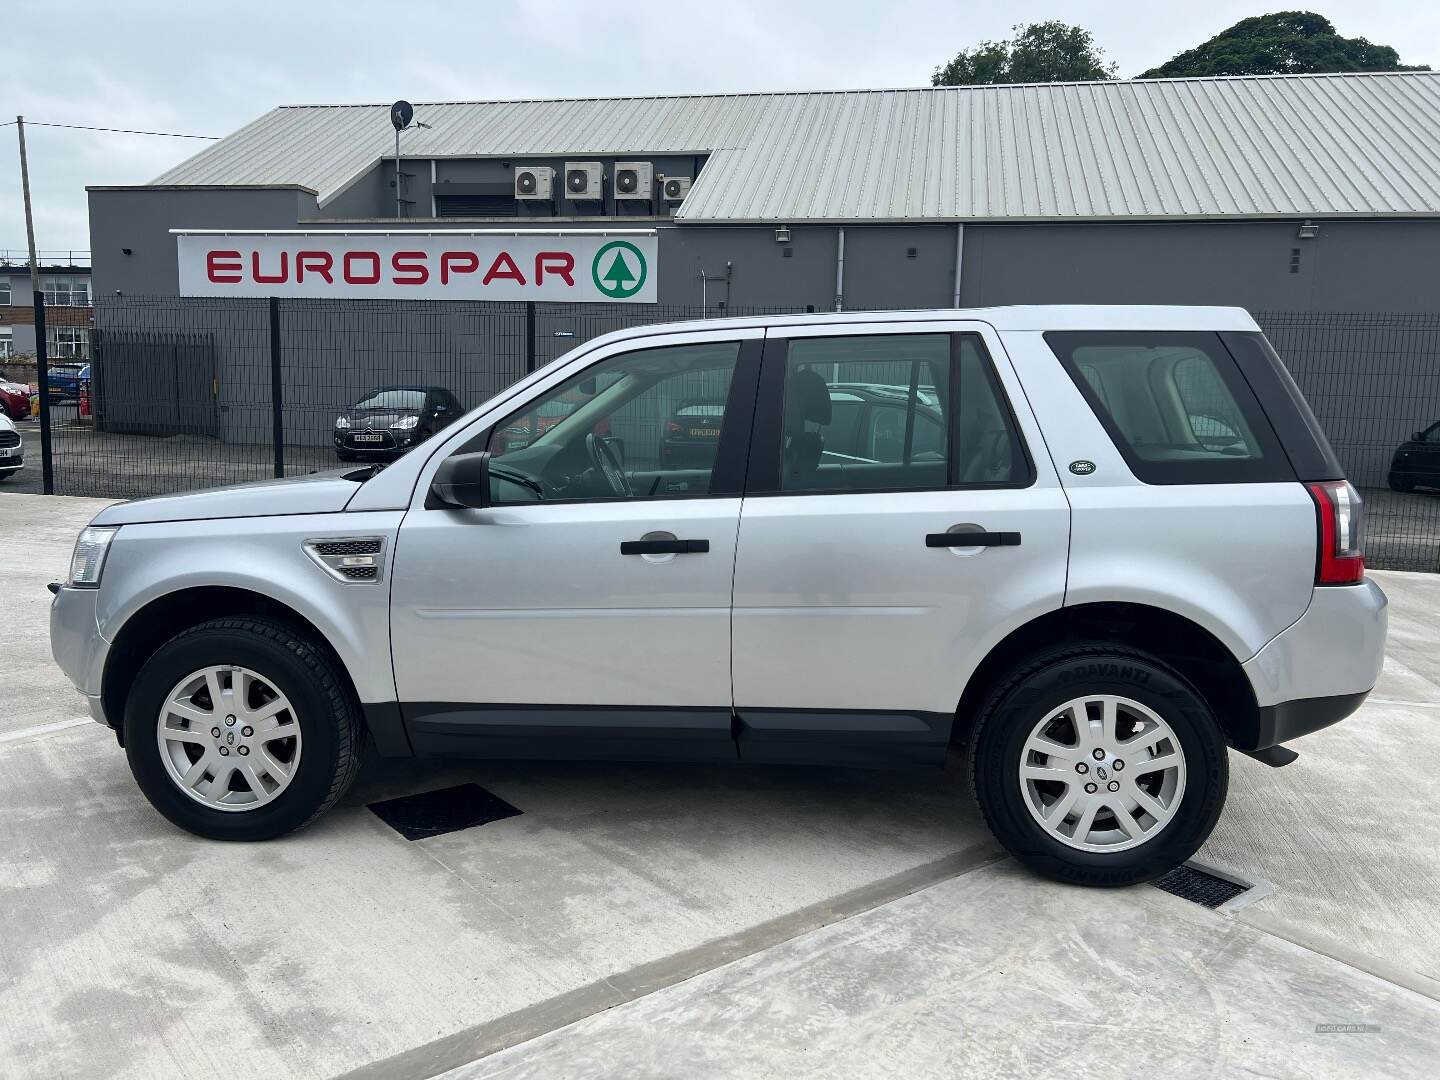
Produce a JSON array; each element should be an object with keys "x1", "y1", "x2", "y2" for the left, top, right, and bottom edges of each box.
[{"x1": 3, "y1": 493, "x2": 1439, "y2": 1078}]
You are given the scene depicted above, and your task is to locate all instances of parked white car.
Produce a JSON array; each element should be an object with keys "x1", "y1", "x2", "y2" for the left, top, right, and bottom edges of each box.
[
  {"x1": 0, "y1": 413, "x2": 24, "y2": 479},
  {"x1": 49, "y1": 306, "x2": 1385, "y2": 885}
]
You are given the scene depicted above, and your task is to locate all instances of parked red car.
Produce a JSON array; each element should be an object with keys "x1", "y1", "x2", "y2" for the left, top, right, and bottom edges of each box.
[{"x1": 0, "y1": 380, "x2": 32, "y2": 422}]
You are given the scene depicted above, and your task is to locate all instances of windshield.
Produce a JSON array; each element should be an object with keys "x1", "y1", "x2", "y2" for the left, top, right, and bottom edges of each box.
[{"x1": 355, "y1": 388, "x2": 425, "y2": 410}]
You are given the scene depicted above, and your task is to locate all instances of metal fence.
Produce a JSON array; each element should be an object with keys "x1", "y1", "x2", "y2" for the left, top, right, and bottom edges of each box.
[{"x1": 25, "y1": 297, "x2": 1440, "y2": 571}]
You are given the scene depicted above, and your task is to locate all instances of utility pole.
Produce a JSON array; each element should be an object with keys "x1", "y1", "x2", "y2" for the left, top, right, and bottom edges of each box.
[
  {"x1": 17, "y1": 116, "x2": 40, "y2": 294},
  {"x1": 17, "y1": 115, "x2": 55, "y2": 493}
]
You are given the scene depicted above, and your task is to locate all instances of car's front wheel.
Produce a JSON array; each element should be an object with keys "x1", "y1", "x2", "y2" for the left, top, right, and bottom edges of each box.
[
  {"x1": 124, "y1": 616, "x2": 362, "y2": 840},
  {"x1": 970, "y1": 644, "x2": 1228, "y2": 887}
]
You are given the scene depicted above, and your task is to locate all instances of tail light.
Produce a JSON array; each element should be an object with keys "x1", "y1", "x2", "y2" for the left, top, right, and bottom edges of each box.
[
  {"x1": 664, "y1": 421, "x2": 683, "y2": 435},
  {"x1": 1307, "y1": 480, "x2": 1365, "y2": 585}
]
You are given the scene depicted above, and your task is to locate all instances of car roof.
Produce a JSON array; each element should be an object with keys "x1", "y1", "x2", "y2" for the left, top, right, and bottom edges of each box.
[{"x1": 571, "y1": 305, "x2": 1261, "y2": 353}]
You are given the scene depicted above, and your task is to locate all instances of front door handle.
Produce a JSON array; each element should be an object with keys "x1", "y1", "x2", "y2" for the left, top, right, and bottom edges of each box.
[
  {"x1": 925, "y1": 531, "x2": 1021, "y2": 548},
  {"x1": 621, "y1": 538, "x2": 710, "y2": 555}
]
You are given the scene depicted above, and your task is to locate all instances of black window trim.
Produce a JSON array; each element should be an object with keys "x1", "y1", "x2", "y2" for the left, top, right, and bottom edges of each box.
[
  {"x1": 1045, "y1": 330, "x2": 1296, "y2": 487},
  {"x1": 745, "y1": 330, "x2": 1036, "y2": 498},
  {"x1": 469, "y1": 336, "x2": 764, "y2": 509}
]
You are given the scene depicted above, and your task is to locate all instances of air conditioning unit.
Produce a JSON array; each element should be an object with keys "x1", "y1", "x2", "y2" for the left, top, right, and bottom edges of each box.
[
  {"x1": 613, "y1": 161, "x2": 653, "y2": 200},
  {"x1": 661, "y1": 175, "x2": 692, "y2": 202},
  {"x1": 564, "y1": 161, "x2": 603, "y2": 200},
  {"x1": 514, "y1": 166, "x2": 554, "y2": 200}
]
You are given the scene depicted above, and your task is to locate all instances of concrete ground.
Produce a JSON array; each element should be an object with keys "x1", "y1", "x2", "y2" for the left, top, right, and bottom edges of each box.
[{"x1": 2, "y1": 492, "x2": 1438, "y2": 1078}]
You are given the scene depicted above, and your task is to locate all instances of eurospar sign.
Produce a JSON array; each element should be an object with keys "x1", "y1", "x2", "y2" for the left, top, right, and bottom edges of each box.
[{"x1": 175, "y1": 230, "x2": 657, "y2": 304}]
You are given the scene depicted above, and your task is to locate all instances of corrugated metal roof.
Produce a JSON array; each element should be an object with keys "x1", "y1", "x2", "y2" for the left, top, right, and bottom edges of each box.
[{"x1": 151, "y1": 73, "x2": 1440, "y2": 221}]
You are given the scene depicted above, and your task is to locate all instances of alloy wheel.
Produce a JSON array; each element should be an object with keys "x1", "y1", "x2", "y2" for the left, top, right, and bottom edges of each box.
[
  {"x1": 156, "y1": 665, "x2": 303, "y2": 812},
  {"x1": 1018, "y1": 694, "x2": 1186, "y2": 852}
]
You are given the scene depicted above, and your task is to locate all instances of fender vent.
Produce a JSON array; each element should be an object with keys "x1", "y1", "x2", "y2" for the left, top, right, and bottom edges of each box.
[{"x1": 304, "y1": 536, "x2": 386, "y2": 584}]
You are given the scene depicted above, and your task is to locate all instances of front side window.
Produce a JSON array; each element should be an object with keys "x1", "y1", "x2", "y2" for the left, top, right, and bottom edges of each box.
[
  {"x1": 1046, "y1": 331, "x2": 1290, "y2": 484},
  {"x1": 486, "y1": 340, "x2": 742, "y2": 504},
  {"x1": 777, "y1": 333, "x2": 1028, "y2": 493}
]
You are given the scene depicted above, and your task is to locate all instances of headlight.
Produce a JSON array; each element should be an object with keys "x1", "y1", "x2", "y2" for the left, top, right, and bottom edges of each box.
[
  {"x1": 335, "y1": 415, "x2": 351, "y2": 429},
  {"x1": 68, "y1": 527, "x2": 118, "y2": 588},
  {"x1": 392, "y1": 415, "x2": 419, "y2": 431}
]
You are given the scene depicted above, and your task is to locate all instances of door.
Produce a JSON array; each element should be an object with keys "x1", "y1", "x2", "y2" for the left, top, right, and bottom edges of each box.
[
  {"x1": 391, "y1": 330, "x2": 762, "y2": 761},
  {"x1": 731, "y1": 324, "x2": 1070, "y2": 765}
]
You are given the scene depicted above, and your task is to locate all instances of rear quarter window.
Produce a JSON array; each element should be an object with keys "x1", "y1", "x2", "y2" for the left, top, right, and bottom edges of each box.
[{"x1": 1045, "y1": 331, "x2": 1293, "y2": 485}]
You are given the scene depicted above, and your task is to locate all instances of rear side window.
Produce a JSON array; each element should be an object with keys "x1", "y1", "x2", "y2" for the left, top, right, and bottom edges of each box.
[
  {"x1": 774, "y1": 333, "x2": 1031, "y2": 494},
  {"x1": 1045, "y1": 332, "x2": 1292, "y2": 485}
]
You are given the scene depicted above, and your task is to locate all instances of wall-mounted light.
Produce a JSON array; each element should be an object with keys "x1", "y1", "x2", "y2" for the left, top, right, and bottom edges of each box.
[
  {"x1": 775, "y1": 225, "x2": 791, "y2": 243},
  {"x1": 121, "y1": 247, "x2": 132, "y2": 256},
  {"x1": 1297, "y1": 220, "x2": 1319, "y2": 239}
]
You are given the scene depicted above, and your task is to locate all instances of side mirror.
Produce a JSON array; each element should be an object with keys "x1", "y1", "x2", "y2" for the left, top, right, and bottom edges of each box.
[
  {"x1": 1414, "y1": 431, "x2": 1426, "y2": 442},
  {"x1": 431, "y1": 451, "x2": 491, "y2": 509}
]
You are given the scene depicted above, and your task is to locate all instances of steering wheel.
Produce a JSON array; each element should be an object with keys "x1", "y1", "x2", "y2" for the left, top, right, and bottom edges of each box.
[{"x1": 586, "y1": 432, "x2": 633, "y2": 497}]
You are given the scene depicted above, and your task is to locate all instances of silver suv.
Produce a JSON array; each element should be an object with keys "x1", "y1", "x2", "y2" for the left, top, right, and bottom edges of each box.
[{"x1": 50, "y1": 307, "x2": 1387, "y2": 886}]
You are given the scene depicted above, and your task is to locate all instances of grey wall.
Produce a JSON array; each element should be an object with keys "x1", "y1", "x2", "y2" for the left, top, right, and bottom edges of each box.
[
  {"x1": 959, "y1": 220, "x2": 1440, "y2": 313},
  {"x1": 88, "y1": 186, "x2": 321, "y2": 299}
]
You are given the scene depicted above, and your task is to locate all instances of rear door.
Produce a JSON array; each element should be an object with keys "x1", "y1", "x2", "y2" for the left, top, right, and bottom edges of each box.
[{"x1": 730, "y1": 321, "x2": 1071, "y2": 765}]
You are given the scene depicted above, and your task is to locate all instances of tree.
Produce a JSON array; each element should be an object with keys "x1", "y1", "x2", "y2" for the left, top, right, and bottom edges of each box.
[
  {"x1": 1139, "y1": 12, "x2": 1430, "y2": 79},
  {"x1": 932, "y1": 21, "x2": 1117, "y2": 86}
]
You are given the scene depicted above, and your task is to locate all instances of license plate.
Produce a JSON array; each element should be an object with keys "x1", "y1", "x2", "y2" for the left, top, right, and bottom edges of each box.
[
  {"x1": 688, "y1": 427, "x2": 720, "y2": 437},
  {"x1": 352, "y1": 433, "x2": 384, "y2": 444},
  {"x1": 0, "y1": 447, "x2": 15, "y2": 458}
]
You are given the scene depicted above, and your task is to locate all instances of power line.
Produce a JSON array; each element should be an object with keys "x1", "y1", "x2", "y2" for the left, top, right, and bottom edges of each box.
[{"x1": 4, "y1": 120, "x2": 219, "y2": 139}]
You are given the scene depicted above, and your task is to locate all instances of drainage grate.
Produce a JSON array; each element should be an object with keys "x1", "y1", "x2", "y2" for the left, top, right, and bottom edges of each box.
[
  {"x1": 1152, "y1": 864, "x2": 1249, "y2": 908},
  {"x1": 368, "y1": 783, "x2": 522, "y2": 841}
]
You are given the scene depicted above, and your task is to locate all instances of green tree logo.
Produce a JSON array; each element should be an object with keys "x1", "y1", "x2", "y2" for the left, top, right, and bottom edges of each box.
[{"x1": 591, "y1": 241, "x2": 647, "y2": 299}]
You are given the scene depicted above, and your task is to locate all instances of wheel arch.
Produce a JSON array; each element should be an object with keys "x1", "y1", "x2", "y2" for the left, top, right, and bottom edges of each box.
[
  {"x1": 102, "y1": 587, "x2": 352, "y2": 747},
  {"x1": 956, "y1": 602, "x2": 1260, "y2": 751}
]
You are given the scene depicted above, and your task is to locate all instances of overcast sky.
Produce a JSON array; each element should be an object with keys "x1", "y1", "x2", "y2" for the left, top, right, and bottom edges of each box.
[{"x1": 4, "y1": 0, "x2": 1437, "y2": 254}]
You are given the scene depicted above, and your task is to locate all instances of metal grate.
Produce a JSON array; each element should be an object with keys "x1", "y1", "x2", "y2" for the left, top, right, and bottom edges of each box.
[
  {"x1": 0, "y1": 430, "x2": 19, "y2": 449},
  {"x1": 312, "y1": 539, "x2": 383, "y2": 557},
  {"x1": 368, "y1": 783, "x2": 522, "y2": 841},
  {"x1": 338, "y1": 565, "x2": 377, "y2": 580},
  {"x1": 1152, "y1": 864, "x2": 1249, "y2": 908}
]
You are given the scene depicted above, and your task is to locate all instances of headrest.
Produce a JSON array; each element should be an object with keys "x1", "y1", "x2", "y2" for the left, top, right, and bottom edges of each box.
[{"x1": 787, "y1": 368, "x2": 832, "y2": 428}]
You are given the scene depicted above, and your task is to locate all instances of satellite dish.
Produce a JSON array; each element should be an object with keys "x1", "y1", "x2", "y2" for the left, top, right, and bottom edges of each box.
[{"x1": 390, "y1": 100, "x2": 414, "y2": 131}]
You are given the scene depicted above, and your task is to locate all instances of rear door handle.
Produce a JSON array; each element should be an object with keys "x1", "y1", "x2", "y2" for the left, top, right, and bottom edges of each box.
[
  {"x1": 621, "y1": 538, "x2": 710, "y2": 555},
  {"x1": 925, "y1": 531, "x2": 1022, "y2": 548}
]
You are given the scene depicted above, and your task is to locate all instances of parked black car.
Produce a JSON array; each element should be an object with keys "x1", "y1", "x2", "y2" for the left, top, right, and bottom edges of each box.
[
  {"x1": 334, "y1": 385, "x2": 464, "y2": 461},
  {"x1": 1388, "y1": 421, "x2": 1440, "y2": 492}
]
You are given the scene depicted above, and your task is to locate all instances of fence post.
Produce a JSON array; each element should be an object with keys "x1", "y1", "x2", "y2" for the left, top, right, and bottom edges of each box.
[
  {"x1": 34, "y1": 293, "x2": 54, "y2": 495},
  {"x1": 525, "y1": 301, "x2": 537, "y2": 374},
  {"x1": 268, "y1": 296, "x2": 284, "y2": 478}
]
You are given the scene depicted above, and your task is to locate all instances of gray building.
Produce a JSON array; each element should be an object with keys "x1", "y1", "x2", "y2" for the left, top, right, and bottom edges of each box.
[
  {"x1": 0, "y1": 258, "x2": 92, "y2": 361},
  {"x1": 88, "y1": 72, "x2": 1440, "y2": 313},
  {"x1": 78, "y1": 73, "x2": 1440, "y2": 494}
]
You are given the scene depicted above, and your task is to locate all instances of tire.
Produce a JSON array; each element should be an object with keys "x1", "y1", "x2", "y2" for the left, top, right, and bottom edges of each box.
[
  {"x1": 123, "y1": 616, "x2": 363, "y2": 841},
  {"x1": 1389, "y1": 477, "x2": 1414, "y2": 493},
  {"x1": 969, "y1": 644, "x2": 1228, "y2": 887}
]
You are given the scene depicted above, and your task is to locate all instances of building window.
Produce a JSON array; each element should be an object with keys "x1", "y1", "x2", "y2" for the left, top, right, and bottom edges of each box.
[
  {"x1": 0, "y1": 280, "x2": 11, "y2": 305},
  {"x1": 47, "y1": 326, "x2": 90, "y2": 359},
  {"x1": 42, "y1": 277, "x2": 91, "y2": 307},
  {"x1": 0, "y1": 330, "x2": 12, "y2": 359}
]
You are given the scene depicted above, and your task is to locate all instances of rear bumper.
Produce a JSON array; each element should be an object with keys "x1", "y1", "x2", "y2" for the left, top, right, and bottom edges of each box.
[
  {"x1": 1238, "y1": 578, "x2": 1387, "y2": 750},
  {"x1": 1253, "y1": 691, "x2": 1370, "y2": 750}
]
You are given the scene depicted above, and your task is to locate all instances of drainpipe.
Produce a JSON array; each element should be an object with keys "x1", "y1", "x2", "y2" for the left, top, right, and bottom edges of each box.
[
  {"x1": 952, "y1": 223, "x2": 965, "y2": 308},
  {"x1": 833, "y1": 227, "x2": 845, "y2": 312}
]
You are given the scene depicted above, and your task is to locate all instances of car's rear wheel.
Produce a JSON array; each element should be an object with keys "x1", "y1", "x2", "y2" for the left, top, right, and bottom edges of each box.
[
  {"x1": 124, "y1": 616, "x2": 362, "y2": 840},
  {"x1": 1388, "y1": 476, "x2": 1414, "y2": 493},
  {"x1": 970, "y1": 644, "x2": 1228, "y2": 886}
]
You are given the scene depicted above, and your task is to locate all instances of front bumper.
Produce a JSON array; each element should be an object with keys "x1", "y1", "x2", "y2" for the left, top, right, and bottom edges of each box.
[
  {"x1": 49, "y1": 584, "x2": 111, "y2": 726},
  {"x1": 1238, "y1": 578, "x2": 1388, "y2": 750}
]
